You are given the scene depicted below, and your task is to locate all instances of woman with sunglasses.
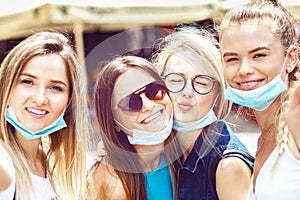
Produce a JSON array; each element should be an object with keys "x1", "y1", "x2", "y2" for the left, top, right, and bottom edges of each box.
[
  {"x1": 87, "y1": 56, "x2": 178, "y2": 200},
  {"x1": 152, "y1": 28, "x2": 254, "y2": 200}
]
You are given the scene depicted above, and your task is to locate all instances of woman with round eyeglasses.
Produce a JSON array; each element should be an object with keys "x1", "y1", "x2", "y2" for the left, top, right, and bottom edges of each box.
[
  {"x1": 153, "y1": 27, "x2": 254, "y2": 200},
  {"x1": 87, "y1": 56, "x2": 179, "y2": 200}
]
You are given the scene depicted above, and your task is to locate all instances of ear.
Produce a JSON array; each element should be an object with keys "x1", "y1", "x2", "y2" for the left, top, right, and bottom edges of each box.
[
  {"x1": 114, "y1": 124, "x2": 121, "y2": 132},
  {"x1": 286, "y1": 46, "x2": 298, "y2": 73}
]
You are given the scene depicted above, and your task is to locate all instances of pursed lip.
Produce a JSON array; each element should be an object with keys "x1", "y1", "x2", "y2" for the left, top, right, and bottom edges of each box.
[
  {"x1": 177, "y1": 102, "x2": 193, "y2": 111},
  {"x1": 236, "y1": 78, "x2": 264, "y2": 90},
  {"x1": 140, "y1": 109, "x2": 163, "y2": 125}
]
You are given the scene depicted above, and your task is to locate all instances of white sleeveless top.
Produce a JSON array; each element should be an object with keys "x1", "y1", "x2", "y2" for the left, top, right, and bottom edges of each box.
[
  {"x1": 248, "y1": 145, "x2": 300, "y2": 200},
  {"x1": 0, "y1": 145, "x2": 58, "y2": 200}
]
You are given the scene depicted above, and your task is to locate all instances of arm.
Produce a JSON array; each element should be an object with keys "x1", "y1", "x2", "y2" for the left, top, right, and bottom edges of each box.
[
  {"x1": 286, "y1": 84, "x2": 300, "y2": 159},
  {"x1": 0, "y1": 146, "x2": 14, "y2": 191},
  {"x1": 86, "y1": 161, "x2": 127, "y2": 200},
  {"x1": 216, "y1": 157, "x2": 252, "y2": 200}
]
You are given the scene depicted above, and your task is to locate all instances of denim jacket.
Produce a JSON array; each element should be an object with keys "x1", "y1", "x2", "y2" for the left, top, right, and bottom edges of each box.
[{"x1": 174, "y1": 121, "x2": 254, "y2": 200}]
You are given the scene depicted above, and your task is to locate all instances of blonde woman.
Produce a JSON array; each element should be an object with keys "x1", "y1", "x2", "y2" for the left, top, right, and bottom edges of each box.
[
  {"x1": 153, "y1": 28, "x2": 254, "y2": 200},
  {"x1": 218, "y1": 0, "x2": 300, "y2": 196},
  {"x1": 0, "y1": 31, "x2": 90, "y2": 199}
]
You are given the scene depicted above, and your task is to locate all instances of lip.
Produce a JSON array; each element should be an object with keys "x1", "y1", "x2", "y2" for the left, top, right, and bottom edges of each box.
[
  {"x1": 236, "y1": 78, "x2": 264, "y2": 90},
  {"x1": 140, "y1": 109, "x2": 163, "y2": 125},
  {"x1": 26, "y1": 107, "x2": 48, "y2": 119},
  {"x1": 178, "y1": 102, "x2": 193, "y2": 111}
]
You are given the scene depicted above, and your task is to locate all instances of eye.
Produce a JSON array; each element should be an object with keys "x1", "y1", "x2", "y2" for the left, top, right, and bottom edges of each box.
[
  {"x1": 253, "y1": 53, "x2": 266, "y2": 58},
  {"x1": 21, "y1": 79, "x2": 33, "y2": 86},
  {"x1": 225, "y1": 57, "x2": 239, "y2": 63},
  {"x1": 50, "y1": 85, "x2": 63, "y2": 92}
]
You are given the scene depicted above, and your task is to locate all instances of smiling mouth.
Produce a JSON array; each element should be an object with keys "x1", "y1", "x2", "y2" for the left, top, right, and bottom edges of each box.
[
  {"x1": 237, "y1": 79, "x2": 263, "y2": 90},
  {"x1": 26, "y1": 107, "x2": 48, "y2": 115},
  {"x1": 141, "y1": 109, "x2": 163, "y2": 124}
]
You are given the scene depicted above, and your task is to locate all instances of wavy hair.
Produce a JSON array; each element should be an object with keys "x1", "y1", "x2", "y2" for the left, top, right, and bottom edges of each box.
[{"x1": 0, "y1": 31, "x2": 89, "y2": 199}]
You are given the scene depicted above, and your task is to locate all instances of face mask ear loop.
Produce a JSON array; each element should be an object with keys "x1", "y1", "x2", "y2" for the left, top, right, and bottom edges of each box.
[{"x1": 114, "y1": 119, "x2": 132, "y2": 133}]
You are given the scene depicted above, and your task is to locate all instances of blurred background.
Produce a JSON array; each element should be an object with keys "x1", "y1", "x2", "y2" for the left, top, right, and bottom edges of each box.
[{"x1": 1, "y1": 0, "x2": 299, "y2": 155}]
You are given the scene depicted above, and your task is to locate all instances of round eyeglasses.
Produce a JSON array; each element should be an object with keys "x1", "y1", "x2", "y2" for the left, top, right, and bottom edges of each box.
[{"x1": 164, "y1": 73, "x2": 215, "y2": 95}]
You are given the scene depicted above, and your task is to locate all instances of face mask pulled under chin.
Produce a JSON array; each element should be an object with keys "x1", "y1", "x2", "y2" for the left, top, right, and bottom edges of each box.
[
  {"x1": 173, "y1": 109, "x2": 217, "y2": 133},
  {"x1": 224, "y1": 54, "x2": 289, "y2": 111},
  {"x1": 114, "y1": 115, "x2": 173, "y2": 146},
  {"x1": 6, "y1": 105, "x2": 67, "y2": 140}
]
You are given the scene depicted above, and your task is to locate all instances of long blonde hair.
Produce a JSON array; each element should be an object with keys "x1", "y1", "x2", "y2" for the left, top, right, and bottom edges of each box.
[{"x1": 0, "y1": 31, "x2": 89, "y2": 199}]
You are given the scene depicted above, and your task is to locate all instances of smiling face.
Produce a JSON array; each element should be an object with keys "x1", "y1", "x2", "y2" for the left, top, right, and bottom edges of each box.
[
  {"x1": 112, "y1": 68, "x2": 172, "y2": 135},
  {"x1": 220, "y1": 21, "x2": 288, "y2": 91},
  {"x1": 164, "y1": 52, "x2": 218, "y2": 123},
  {"x1": 9, "y1": 54, "x2": 70, "y2": 132}
]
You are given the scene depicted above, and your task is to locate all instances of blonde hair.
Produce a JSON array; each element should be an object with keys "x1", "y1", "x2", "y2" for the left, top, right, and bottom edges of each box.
[
  {"x1": 152, "y1": 27, "x2": 231, "y2": 120},
  {"x1": 0, "y1": 31, "x2": 90, "y2": 199},
  {"x1": 272, "y1": 77, "x2": 300, "y2": 173}
]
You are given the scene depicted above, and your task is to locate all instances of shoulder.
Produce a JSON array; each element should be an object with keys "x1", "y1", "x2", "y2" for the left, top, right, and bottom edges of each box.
[
  {"x1": 87, "y1": 159, "x2": 127, "y2": 200},
  {"x1": 215, "y1": 157, "x2": 252, "y2": 200}
]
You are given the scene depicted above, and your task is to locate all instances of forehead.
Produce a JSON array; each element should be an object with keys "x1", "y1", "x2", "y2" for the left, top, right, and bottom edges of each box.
[
  {"x1": 164, "y1": 52, "x2": 211, "y2": 75},
  {"x1": 220, "y1": 21, "x2": 282, "y2": 53},
  {"x1": 112, "y1": 68, "x2": 156, "y2": 104}
]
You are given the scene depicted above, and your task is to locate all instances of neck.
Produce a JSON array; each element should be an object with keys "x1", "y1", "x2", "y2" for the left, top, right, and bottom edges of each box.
[
  {"x1": 176, "y1": 129, "x2": 202, "y2": 161},
  {"x1": 134, "y1": 143, "x2": 163, "y2": 172},
  {"x1": 253, "y1": 98, "x2": 280, "y2": 131},
  {"x1": 16, "y1": 131, "x2": 46, "y2": 177}
]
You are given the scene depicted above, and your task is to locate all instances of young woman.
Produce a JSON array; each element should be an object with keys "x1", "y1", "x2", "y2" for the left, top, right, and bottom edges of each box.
[
  {"x1": 153, "y1": 28, "x2": 254, "y2": 200},
  {"x1": 0, "y1": 31, "x2": 90, "y2": 199},
  {"x1": 87, "y1": 56, "x2": 177, "y2": 200},
  {"x1": 218, "y1": 0, "x2": 299, "y2": 194}
]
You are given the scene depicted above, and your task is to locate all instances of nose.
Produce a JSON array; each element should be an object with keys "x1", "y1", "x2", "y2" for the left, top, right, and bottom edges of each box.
[
  {"x1": 239, "y1": 59, "x2": 255, "y2": 76},
  {"x1": 140, "y1": 93, "x2": 155, "y2": 112},
  {"x1": 31, "y1": 88, "x2": 48, "y2": 105},
  {"x1": 181, "y1": 79, "x2": 194, "y2": 98}
]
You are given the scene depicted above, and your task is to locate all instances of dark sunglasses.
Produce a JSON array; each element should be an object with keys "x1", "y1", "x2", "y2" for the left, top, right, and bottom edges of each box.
[{"x1": 117, "y1": 81, "x2": 167, "y2": 113}]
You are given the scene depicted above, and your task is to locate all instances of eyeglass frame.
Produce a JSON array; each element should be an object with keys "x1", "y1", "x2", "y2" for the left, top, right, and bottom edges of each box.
[{"x1": 163, "y1": 73, "x2": 216, "y2": 95}]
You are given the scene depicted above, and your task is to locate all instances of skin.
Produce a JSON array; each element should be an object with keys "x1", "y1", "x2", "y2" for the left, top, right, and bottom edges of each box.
[
  {"x1": 164, "y1": 53, "x2": 252, "y2": 200},
  {"x1": 0, "y1": 54, "x2": 69, "y2": 190},
  {"x1": 220, "y1": 21, "x2": 297, "y2": 190},
  {"x1": 91, "y1": 68, "x2": 173, "y2": 199},
  {"x1": 286, "y1": 85, "x2": 300, "y2": 160}
]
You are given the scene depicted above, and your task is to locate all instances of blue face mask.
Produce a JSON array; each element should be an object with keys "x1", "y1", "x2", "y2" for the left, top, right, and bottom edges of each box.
[
  {"x1": 6, "y1": 106, "x2": 67, "y2": 140},
  {"x1": 115, "y1": 116, "x2": 173, "y2": 146},
  {"x1": 224, "y1": 54, "x2": 288, "y2": 111},
  {"x1": 173, "y1": 109, "x2": 217, "y2": 133}
]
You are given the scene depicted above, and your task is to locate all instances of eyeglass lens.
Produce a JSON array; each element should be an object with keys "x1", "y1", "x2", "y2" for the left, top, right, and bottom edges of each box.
[{"x1": 164, "y1": 73, "x2": 214, "y2": 94}]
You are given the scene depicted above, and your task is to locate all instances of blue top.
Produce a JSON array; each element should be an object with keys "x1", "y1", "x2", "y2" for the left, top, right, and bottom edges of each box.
[
  {"x1": 144, "y1": 155, "x2": 173, "y2": 200},
  {"x1": 174, "y1": 121, "x2": 254, "y2": 200}
]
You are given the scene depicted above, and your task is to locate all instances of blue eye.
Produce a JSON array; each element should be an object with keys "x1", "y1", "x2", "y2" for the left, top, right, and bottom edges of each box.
[{"x1": 50, "y1": 86, "x2": 63, "y2": 92}]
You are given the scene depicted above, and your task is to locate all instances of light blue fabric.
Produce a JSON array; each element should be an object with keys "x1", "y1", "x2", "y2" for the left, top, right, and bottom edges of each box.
[
  {"x1": 6, "y1": 106, "x2": 67, "y2": 140},
  {"x1": 144, "y1": 155, "x2": 173, "y2": 200},
  {"x1": 225, "y1": 75, "x2": 287, "y2": 111},
  {"x1": 173, "y1": 109, "x2": 217, "y2": 133}
]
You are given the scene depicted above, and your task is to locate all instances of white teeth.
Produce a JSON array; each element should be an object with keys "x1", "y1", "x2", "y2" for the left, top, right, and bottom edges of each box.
[
  {"x1": 143, "y1": 111, "x2": 161, "y2": 123},
  {"x1": 27, "y1": 108, "x2": 46, "y2": 115},
  {"x1": 240, "y1": 81, "x2": 259, "y2": 87}
]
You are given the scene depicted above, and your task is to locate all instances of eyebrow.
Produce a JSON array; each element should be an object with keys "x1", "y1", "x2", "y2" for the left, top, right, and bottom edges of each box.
[
  {"x1": 20, "y1": 72, "x2": 68, "y2": 87},
  {"x1": 222, "y1": 46, "x2": 271, "y2": 58}
]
